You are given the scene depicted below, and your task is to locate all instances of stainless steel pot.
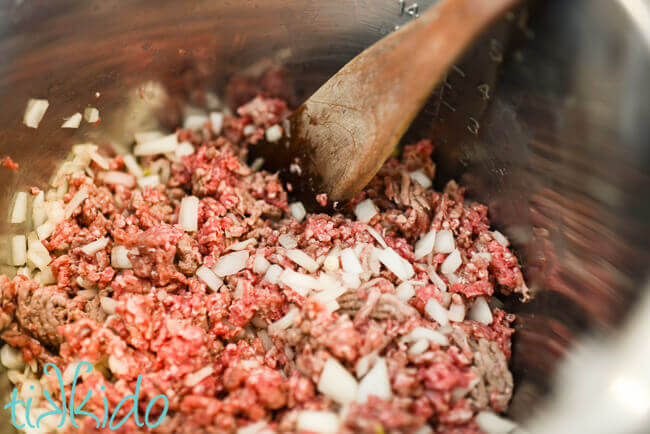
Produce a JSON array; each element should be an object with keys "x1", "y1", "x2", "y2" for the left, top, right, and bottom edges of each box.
[{"x1": 0, "y1": 0, "x2": 648, "y2": 432}]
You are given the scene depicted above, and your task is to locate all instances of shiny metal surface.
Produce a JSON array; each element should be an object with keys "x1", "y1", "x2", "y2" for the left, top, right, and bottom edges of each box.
[{"x1": 0, "y1": 0, "x2": 648, "y2": 432}]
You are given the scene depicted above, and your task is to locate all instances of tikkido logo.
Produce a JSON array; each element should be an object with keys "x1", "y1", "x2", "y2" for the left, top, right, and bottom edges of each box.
[{"x1": 4, "y1": 361, "x2": 169, "y2": 430}]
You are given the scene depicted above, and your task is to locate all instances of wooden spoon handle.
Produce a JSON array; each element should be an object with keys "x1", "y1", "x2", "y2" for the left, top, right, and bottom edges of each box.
[{"x1": 291, "y1": 0, "x2": 520, "y2": 200}]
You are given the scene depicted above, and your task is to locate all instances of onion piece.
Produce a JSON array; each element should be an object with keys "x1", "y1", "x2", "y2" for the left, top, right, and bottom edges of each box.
[
  {"x1": 365, "y1": 226, "x2": 388, "y2": 248},
  {"x1": 441, "y1": 249, "x2": 462, "y2": 275},
  {"x1": 252, "y1": 255, "x2": 270, "y2": 274},
  {"x1": 32, "y1": 191, "x2": 46, "y2": 227},
  {"x1": 340, "y1": 248, "x2": 363, "y2": 275},
  {"x1": 475, "y1": 411, "x2": 518, "y2": 434},
  {"x1": 111, "y1": 245, "x2": 133, "y2": 269},
  {"x1": 289, "y1": 202, "x2": 306, "y2": 222},
  {"x1": 414, "y1": 229, "x2": 437, "y2": 260},
  {"x1": 340, "y1": 272, "x2": 361, "y2": 289},
  {"x1": 448, "y1": 302, "x2": 466, "y2": 322},
  {"x1": 427, "y1": 267, "x2": 447, "y2": 292},
  {"x1": 0, "y1": 344, "x2": 24, "y2": 370},
  {"x1": 263, "y1": 264, "x2": 283, "y2": 284},
  {"x1": 296, "y1": 411, "x2": 339, "y2": 434},
  {"x1": 100, "y1": 297, "x2": 119, "y2": 315},
  {"x1": 123, "y1": 154, "x2": 144, "y2": 178},
  {"x1": 377, "y1": 247, "x2": 414, "y2": 281},
  {"x1": 15, "y1": 267, "x2": 30, "y2": 278},
  {"x1": 210, "y1": 112, "x2": 224, "y2": 134},
  {"x1": 137, "y1": 174, "x2": 160, "y2": 188},
  {"x1": 356, "y1": 358, "x2": 391, "y2": 403},
  {"x1": 286, "y1": 249, "x2": 319, "y2": 273},
  {"x1": 434, "y1": 229, "x2": 455, "y2": 253},
  {"x1": 37, "y1": 266, "x2": 56, "y2": 285},
  {"x1": 196, "y1": 266, "x2": 223, "y2": 292},
  {"x1": 312, "y1": 283, "x2": 346, "y2": 304},
  {"x1": 323, "y1": 247, "x2": 340, "y2": 272},
  {"x1": 425, "y1": 298, "x2": 449, "y2": 327},
  {"x1": 179, "y1": 195, "x2": 199, "y2": 232},
  {"x1": 84, "y1": 107, "x2": 100, "y2": 123},
  {"x1": 183, "y1": 114, "x2": 209, "y2": 130},
  {"x1": 318, "y1": 357, "x2": 358, "y2": 405},
  {"x1": 23, "y1": 99, "x2": 49, "y2": 128},
  {"x1": 279, "y1": 268, "x2": 317, "y2": 296},
  {"x1": 174, "y1": 142, "x2": 194, "y2": 159},
  {"x1": 395, "y1": 281, "x2": 415, "y2": 302},
  {"x1": 278, "y1": 234, "x2": 297, "y2": 249},
  {"x1": 258, "y1": 330, "x2": 273, "y2": 350},
  {"x1": 61, "y1": 112, "x2": 82, "y2": 128},
  {"x1": 354, "y1": 199, "x2": 377, "y2": 223},
  {"x1": 469, "y1": 297, "x2": 493, "y2": 325},
  {"x1": 265, "y1": 125, "x2": 283, "y2": 142},
  {"x1": 212, "y1": 251, "x2": 249, "y2": 277},
  {"x1": 27, "y1": 240, "x2": 51, "y2": 270},
  {"x1": 402, "y1": 326, "x2": 449, "y2": 346},
  {"x1": 408, "y1": 339, "x2": 430, "y2": 355},
  {"x1": 268, "y1": 307, "x2": 298, "y2": 335},
  {"x1": 133, "y1": 134, "x2": 178, "y2": 156},
  {"x1": 492, "y1": 230, "x2": 509, "y2": 247},
  {"x1": 184, "y1": 365, "x2": 214, "y2": 387},
  {"x1": 11, "y1": 235, "x2": 26, "y2": 266},
  {"x1": 64, "y1": 186, "x2": 88, "y2": 219},
  {"x1": 80, "y1": 237, "x2": 109, "y2": 256},
  {"x1": 324, "y1": 300, "x2": 340, "y2": 313},
  {"x1": 355, "y1": 351, "x2": 379, "y2": 378},
  {"x1": 237, "y1": 421, "x2": 272, "y2": 434},
  {"x1": 475, "y1": 252, "x2": 492, "y2": 263},
  {"x1": 409, "y1": 169, "x2": 432, "y2": 189},
  {"x1": 134, "y1": 130, "x2": 164, "y2": 144},
  {"x1": 10, "y1": 192, "x2": 28, "y2": 224},
  {"x1": 102, "y1": 171, "x2": 136, "y2": 188}
]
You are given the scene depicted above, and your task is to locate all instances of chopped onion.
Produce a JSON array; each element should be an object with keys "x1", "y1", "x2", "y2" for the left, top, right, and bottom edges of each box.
[
  {"x1": 268, "y1": 307, "x2": 298, "y2": 335},
  {"x1": 0, "y1": 344, "x2": 24, "y2": 370},
  {"x1": 414, "y1": 425, "x2": 435, "y2": 434},
  {"x1": 15, "y1": 267, "x2": 30, "y2": 278},
  {"x1": 289, "y1": 202, "x2": 306, "y2": 222},
  {"x1": 324, "y1": 300, "x2": 340, "y2": 313},
  {"x1": 84, "y1": 107, "x2": 99, "y2": 123},
  {"x1": 354, "y1": 199, "x2": 377, "y2": 223},
  {"x1": 414, "y1": 229, "x2": 437, "y2": 260},
  {"x1": 318, "y1": 357, "x2": 358, "y2": 405},
  {"x1": 184, "y1": 114, "x2": 209, "y2": 130},
  {"x1": 441, "y1": 249, "x2": 462, "y2": 275},
  {"x1": 212, "y1": 251, "x2": 249, "y2": 277},
  {"x1": 179, "y1": 195, "x2": 199, "y2": 232},
  {"x1": 10, "y1": 192, "x2": 28, "y2": 224},
  {"x1": 238, "y1": 421, "x2": 272, "y2": 434},
  {"x1": 134, "y1": 130, "x2": 164, "y2": 144},
  {"x1": 77, "y1": 288, "x2": 98, "y2": 299},
  {"x1": 409, "y1": 169, "x2": 432, "y2": 189},
  {"x1": 402, "y1": 326, "x2": 449, "y2": 346},
  {"x1": 355, "y1": 351, "x2": 378, "y2": 378},
  {"x1": 323, "y1": 247, "x2": 340, "y2": 272},
  {"x1": 102, "y1": 171, "x2": 136, "y2": 188},
  {"x1": 37, "y1": 266, "x2": 56, "y2": 285},
  {"x1": 469, "y1": 297, "x2": 493, "y2": 325},
  {"x1": 252, "y1": 254, "x2": 270, "y2": 274},
  {"x1": 356, "y1": 358, "x2": 391, "y2": 403},
  {"x1": 80, "y1": 237, "x2": 109, "y2": 256},
  {"x1": 340, "y1": 272, "x2": 361, "y2": 289},
  {"x1": 32, "y1": 191, "x2": 46, "y2": 226},
  {"x1": 11, "y1": 235, "x2": 26, "y2": 266},
  {"x1": 475, "y1": 252, "x2": 492, "y2": 263},
  {"x1": 250, "y1": 157, "x2": 264, "y2": 171},
  {"x1": 196, "y1": 266, "x2": 223, "y2": 292},
  {"x1": 133, "y1": 134, "x2": 178, "y2": 156},
  {"x1": 27, "y1": 240, "x2": 51, "y2": 270},
  {"x1": 286, "y1": 249, "x2": 319, "y2": 273},
  {"x1": 340, "y1": 248, "x2": 363, "y2": 275},
  {"x1": 279, "y1": 268, "x2": 317, "y2": 296},
  {"x1": 425, "y1": 298, "x2": 449, "y2": 327},
  {"x1": 377, "y1": 247, "x2": 414, "y2": 281},
  {"x1": 23, "y1": 99, "x2": 49, "y2": 128},
  {"x1": 434, "y1": 229, "x2": 455, "y2": 253},
  {"x1": 408, "y1": 339, "x2": 430, "y2": 355},
  {"x1": 492, "y1": 230, "x2": 509, "y2": 246},
  {"x1": 175, "y1": 141, "x2": 195, "y2": 158},
  {"x1": 184, "y1": 365, "x2": 214, "y2": 387},
  {"x1": 448, "y1": 302, "x2": 466, "y2": 322},
  {"x1": 312, "y1": 283, "x2": 346, "y2": 304},
  {"x1": 210, "y1": 112, "x2": 224, "y2": 134},
  {"x1": 365, "y1": 226, "x2": 388, "y2": 248},
  {"x1": 258, "y1": 330, "x2": 273, "y2": 351},
  {"x1": 427, "y1": 267, "x2": 447, "y2": 292},
  {"x1": 296, "y1": 411, "x2": 339, "y2": 434},
  {"x1": 111, "y1": 245, "x2": 133, "y2": 269},
  {"x1": 263, "y1": 264, "x2": 283, "y2": 284},
  {"x1": 61, "y1": 112, "x2": 82, "y2": 128},
  {"x1": 20, "y1": 379, "x2": 42, "y2": 403},
  {"x1": 475, "y1": 411, "x2": 518, "y2": 434},
  {"x1": 395, "y1": 281, "x2": 415, "y2": 302},
  {"x1": 100, "y1": 296, "x2": 119, "y2": 315},
  {"x1": 278, "y1": 233, "x2": 297, "y2": 249},
  {"x1": 122, "y1": 154, "x2": 144, "y2": 178},
  {"x1": 265, "y1": 124, "x2": 283, "y2": 142},
  {"x1": 64, "y1": 186, "x2": 88, "y2": 219}
]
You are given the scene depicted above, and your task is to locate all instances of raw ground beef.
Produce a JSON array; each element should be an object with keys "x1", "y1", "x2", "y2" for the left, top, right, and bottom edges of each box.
[{"x1": 0, "y1": 88, "x2": 529, "y2": 433}]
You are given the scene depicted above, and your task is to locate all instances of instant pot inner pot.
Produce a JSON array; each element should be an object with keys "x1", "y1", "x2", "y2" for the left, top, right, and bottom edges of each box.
[{"x1": 0, "y1": 0, "x2": 648, "y2": 431}]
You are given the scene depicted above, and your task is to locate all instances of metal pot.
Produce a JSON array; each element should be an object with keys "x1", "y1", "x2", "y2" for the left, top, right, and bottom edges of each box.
[{"x1": 0, "y1": 0, "x2": 648, "y2": 432}]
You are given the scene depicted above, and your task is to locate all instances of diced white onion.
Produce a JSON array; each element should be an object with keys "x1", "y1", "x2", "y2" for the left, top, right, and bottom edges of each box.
[
  {"x1": 213, "y1": 251, "x2": 249, "y2": 277},
  {"x1": 0, "y1": 345, "x2": 24, "y2": 370},
  {"x1": 77, "y1": 288, "x2": 98, "y2": 299},
  {"x1": 340, "y1": 248, "x2": 363, "y2": 275},
  {"x1": 111, "y1": 245, "x2": 133, "y2": 269},
  {"x1": 63, "y1": 361, "x2": 89, "y2": 386},
  {"x1": 296, "y1": 411, "x2": 339, "y2": 434},
  {"x1": 278, "y1": 234, "x2": 297, "y2": 249},
  {"x1": 137, "y1": 174, "x2": 160, "y2": 188},
  {"x1": 365, "y1": 226, "x2": 388, "y2": 248},
  {"x1": 279, "y1": 268, "x2": 317, "y2": 296},
  {"x1": 324, "y1": 300, "x2": 340, "y2": 313},
  {"x1": 408, "y1": 339, "x2": 430, "y2": 355},
  {"x1": 427, "y1": 267, "x2": 447, "y2": 292},
  {"x1": 354, "y1": 199, "x2": 378, "y2": 223},
  {"x1": 61, "y1": 112, "x2": 82, "y2": 128},
  {"x1": 475, "y1": 411, "x2": 518, "y2": 434},
  {"x1": 184, "y1": 114, "x2": 209, "y2": 130},
  {"x1": 318, "y1": 357, "x2": 358, "y2": 405},
  {"x1": 20, "y1": 379, "x2": 42, "y2": 403},
  {"x1": 175, "y1": 141, "x2": 195, "y2": 158},
  {"x1": 184, "y1": 365, "x2": 214, "y2": 387},
  {"x1": 84, "y1": 107, "x2": 100, "y2": 123},
  {"x1": 258, "y1": 330, "x2": 273, "y2": 351},
  {"x1": 323, "y1": 248, "x2": 340, "y2": 272},
  {"x1": 27, "y1": 240, "x2": 51, "y2": 270},
  {"x1": 286, "y1": 249, "x2": 319, "y2": 273},
  {"x1": 402, "y1": 326, "x2": 449, "y2": 346},
  {"x1": 134, "y1": 130, "x2": 164, "y2": 144},
  {"x1": 356, "y1": 358, "x2": 391, "y2": 404},
  {"x1": 210, "y1": 112, "x2": 224, "y2": 134},
  {"x1": 377, "y1": 247, "x2": 414, "y2": 281},
  {"x1": 475, "y1": 252, "x2": 492, "y2": 263},
  {"x1": 196, "y1": 266, "x2": 223, "y2": 292},
  {"x1": 179, "y1": 195, "x2": 199, "y2": 232},
  {"x1": 250, "y1": 157, "x2": 264, "y2": 171},
  {"x1": 32, "y1": 191, "x2": 47, "y2": 227},
  {"x1": 64, "y1": 186, "x2": 88, "y2": 219},
  {"x1": 10, "y1": 192, "x2": 28, "y2": 224},
  {"x1": 252, "y1": 255, "x2": 271, "y2": 274},
  {"x1": 340, "y1": 272, "x2": 361, "y2": 289},
  {"x1": 265, "y1": 124, "x2": 283, "y2": 142},
  {"x1": 11, "y1": 235, "x2": 26, "y2": 266},
  {"x1": 409, "y1": 169, "x2": 432, "y2": 189},
  {"x1": 37, "y1": 266, "x2": 56, "y2": 285},
  {"x1": 80, "y1": 237, "x2": 109, "y2": 256},
  {"x1": 108, "y1": 355, "x2": 128, "y2": 376},
  {"x1": 15, "y1": 267, "x2": 30, "y2": 278},
  {"x1": 448, "y1": 302, "x2": 466, "y2": 322},
  {"x1": 434, "y1": 229, "x2": 455, "y2": 253},
  {"x1": 469, "y1": 297, "x2": 493, "y2": 324},
  {"x1": 100, "y1": 296, "x2": 119, "y2": 315},
  {"x1": 102, "y1": 171, "x2": 136, "y2": 188},
  {"x1": 492, "y1": 230, "x2": 509, "y2": 246},
  {"x1": 355, "y1": 351, "x2": 378, "y2": 378},
  {"x1": 441, "y1": 249, "x2": 462, "y2": 275},
  {"x1": 414, "y1": 229, "x2": 437, "y2": 260},
  {"x1": 268, "y1": 307, "x2": 298, "y2": 335},
  {"x1": 45, "y1": 201, "x2": 65, "y2": 226},
  {"x1": 133, "y1": 134, "x2": 179, "y2": 156},
  {"x1": 263, "y1": 264, "x2": 283, "y2": 284},
  {"x1": 312, "y1": 283, "x2": 346, "y2": 304},
  {"x1": 395, "y1": 281, "x2": 415, "y2": 302},
  {"x1": 289, "y1": 202, "x2": 306, "y2": 222},
  {"x1": 238, "y1": 421, "x2": 272, "y2": 434},
  {"x1": 123, "y1": 154, "x2": 144, "y2": 178},
  {"x1": 23, "y1": 99, "x2": 49, "y2": 128},
  {"x1": 425, "y1": 298, "x2": 449, "y2": 327}
]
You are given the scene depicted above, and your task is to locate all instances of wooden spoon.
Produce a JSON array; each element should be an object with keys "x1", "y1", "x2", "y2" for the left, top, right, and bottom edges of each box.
[{"x1": 257, "y1": 0, "x2": 520, "y2": 205}]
